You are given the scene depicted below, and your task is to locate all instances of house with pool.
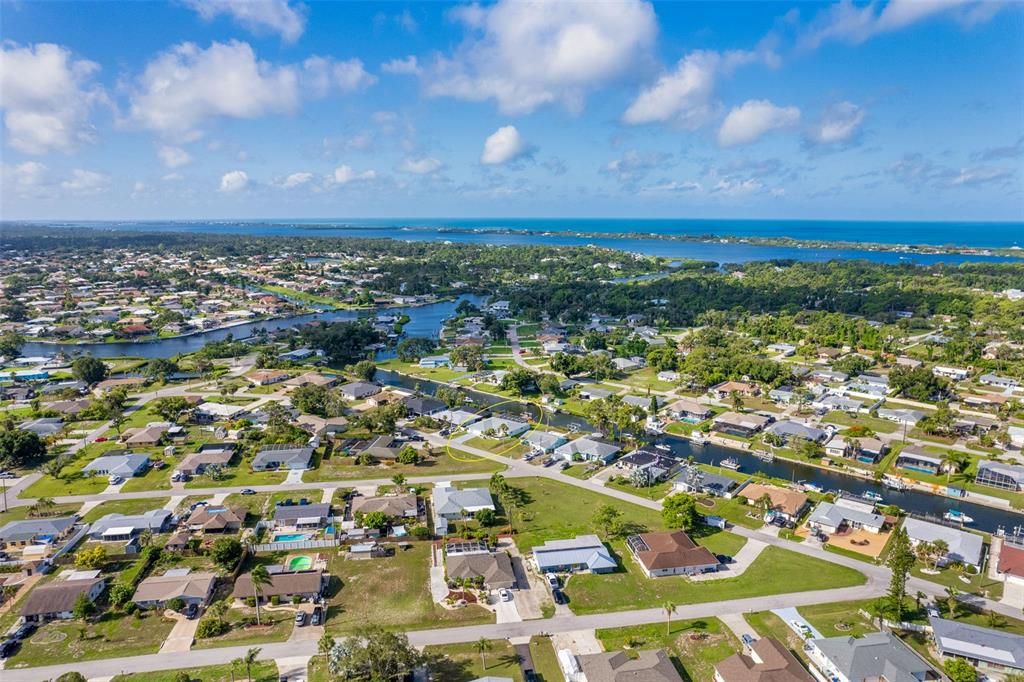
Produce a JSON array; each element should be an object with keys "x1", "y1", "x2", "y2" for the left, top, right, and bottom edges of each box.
[
  {"x1": 233, "y1": 566, "x2": 325, "y2": 604},
  {"x1": 252, "y1": 444, "x2": 314, "y2": 471},
  {"x1": 894, "y1": 446, "x2": 942, "y2": 475},
  {"x1": 272, "y1": 503, "x2": 333, "y2": 533}
]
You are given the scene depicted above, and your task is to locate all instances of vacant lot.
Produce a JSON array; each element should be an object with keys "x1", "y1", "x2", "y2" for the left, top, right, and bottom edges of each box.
[
  {"x1": 597, "y1": 617, "x2": 742, "y2": 682},
  {"x1": 425, "y1": 640, "x2": 525, "y2": 681},
  {"x1": 112, "y1": 662, "x2": 279, "y2": 682},
  {"x1": 82, "y1": 497, "x2": 171, "y2": 522}
]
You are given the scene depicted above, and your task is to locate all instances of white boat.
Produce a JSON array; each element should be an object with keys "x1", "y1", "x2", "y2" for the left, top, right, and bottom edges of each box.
[
  {"x1": 720, "y1": 457, "x2": 741, "y2": 471},
  {"x1": 799, "y1": 480, "x2": 824, "y2": 493},
  {"x1": 944, "y1": 509, "x2": 974, "y2": 524},
  {"x1": 689, "y1": 432, "x2": 708, "y2": 445},
  {"x1": 863, "y1": 491, "x2": 884, "y2": 502},
  {"x1": 654, "y1": 443, "x2": 672, "y2": 452}
]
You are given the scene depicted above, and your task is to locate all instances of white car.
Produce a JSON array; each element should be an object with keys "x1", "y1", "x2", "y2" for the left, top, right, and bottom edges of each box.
[
  {"x1": 498, "y1": 588, "x2": 513, "y2": 602},
  {"x1": 108, "y1": 475, "x2": 123, "y2": 484},
  {"x1": 545, "y1": 573, "x2": 559, "y2": 589}
]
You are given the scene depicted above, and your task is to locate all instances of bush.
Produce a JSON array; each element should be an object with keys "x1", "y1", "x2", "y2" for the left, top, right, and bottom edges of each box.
[
  {"x1": 173, "y1": 672, "x2": 191, "y2": 682},
  {"x1": 167, "y1": 597, "x2": 186, "y2": 612},
  {"x1": 246, "y1": 596, "x2": 256, "y2": 607},
  {"x1": 410, "y1": 526, "x2": 430, "y2": 540},
  {"x1": 55, "y1": 673, "x2": 87, "y2": 682},
  {"x1": 196, "y1": 618, "x2": 229, "y2": 639},
  {"x1": 291, "y1": 594, "x2": 302, "y2": 605},
  {"x1": 270, "y1": 595, "x2": 280, "y2": 606}
]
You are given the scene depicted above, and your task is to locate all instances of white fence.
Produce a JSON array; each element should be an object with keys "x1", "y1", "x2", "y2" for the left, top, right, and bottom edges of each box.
[{"x1": 252, "y1": 538, "x2": 339, "y2": 553}]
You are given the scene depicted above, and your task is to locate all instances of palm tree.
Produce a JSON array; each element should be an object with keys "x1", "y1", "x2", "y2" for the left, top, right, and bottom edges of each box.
[
  {"x1": 756, "y1": 493, "x2": 774, "y2": 516},
  {"x1": 230, "y1": 657, "x2": 242, "y2": 682},
  {"x1": 915, "y1": 591, "x2": 927, "y2": 610},
  {"x1": 249, "y1": 565, "x2": 272, "y2": 626},
  {"x1": 138, "y1": 529, "x2": 153, "y2": 549},
  {"x1": 663, "y1": 601, "x2": 676, "y2": 637},
  {"x1": 318, "y1": 632, "x2": 335, "y2": 661},
  {"x1": 391, "y1": 473, "x2": 407, "y2": 492},
  {"x1": 243, "y1": 647, "x2": 261, "y2": 682},
  {"x1": 932, "y1": 539, "x2": 950, "y2": 570},
  {"x1": 475, "y1": 637, "x2": 493, "y2": 670},
  {"x1": 940, "y1": 451, "x2": 969, "y2": 483},
  {"x1": 868, "y1": 598, "x2": 889, "y2": 630},
  {"x1": 945, "y1": 586, "x2": 960, "y2": 618}
]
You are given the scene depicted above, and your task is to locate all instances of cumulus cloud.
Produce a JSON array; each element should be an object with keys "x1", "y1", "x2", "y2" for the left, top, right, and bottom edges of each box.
[
  {"x1": 219, "y1": 169, "x2": 249, "y2": 192},
  {"x1": 381, "y1": 56, "x2": 422, "y2": 76},
  {"x1": 799, "y1": 0, "x2": 1004, "y2": 50},
  {"x1": 718, "y1": 100, "x2": 800, "y2": 147},
  {"x1": 303, "y1": 56, "x2": 377, "y2": 96},
  {"x1": 280, "y1": 171, "x2": 313, "y2": 189},
  {"x1": 480, "y1": 125, "x2": 533, "y2": 165},
  {"x1": 601, "y1": 150, "x2": 672, "y2": 183},
  {"x1": 329, "y1": 165, "x2": 377, "y2": 186},
  {"x1": 158, "y1": 145, "x2": 192, "y2": 169},
  {"x1": 399, "y1": 157, "x2": 443, "y2": 174},
  {"x1": 425, "y1": 0, "x2": 658, "y2": 115},
  {"x1": 128, "y1": 41, "x2": 299, "y2": 138},
  {"x1": 887, "y1": 152, "x2": 1015, "y2": 191},
  {"x1": 948, "y1": 166, "x2": 1015, "y2": 187},
  {"x1": 0, "y1": 42, "x2": 105, "y2": 154},
  {"x1": 805, "y1": 101, "x2": 866, "y2": 146},
  {"x1": 184, "y1": 0, "x2": 307, "y2": 43},
  {"x1": 60, "y1": 168, "x2": 110, "y2": 195},
  {"x1": 2, "y1": 161, "x2": 51, "y2": 197}
]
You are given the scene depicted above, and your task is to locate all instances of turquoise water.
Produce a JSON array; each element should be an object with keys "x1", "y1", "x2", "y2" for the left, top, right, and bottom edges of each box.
[{"x1": 272, "y1": 533, "x2": 309, "y2": 542}]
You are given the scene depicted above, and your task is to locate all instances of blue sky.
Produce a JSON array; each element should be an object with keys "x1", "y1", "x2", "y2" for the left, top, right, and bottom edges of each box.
[{"x1": 2, "y1": 0, "x2": 1022, "y2": 221}]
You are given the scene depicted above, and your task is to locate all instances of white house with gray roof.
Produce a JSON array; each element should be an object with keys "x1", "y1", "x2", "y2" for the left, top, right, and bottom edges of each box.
[
  {"x1": 431, "y1": 483, "x2": 495, "y2": 535},
  {"x1": 531, "y1": 534, "x2": 617, "y2": 574},
  {"x1": 809, "y1": 632, "x2": 941, "y2": 682},
  {"x1": 807, "y1": 502, "x2": 885, "y2": 535},
  {"x1": 251, "y1": 444, "x2": 314, "y2": 471},
  {"x1": 765, "y1": 420, "x2": 829, "y2": 444},
  {"x1": 929, "y1": 616, "x2": 1024, "y2": 676},
  {"x1": 903, "y1": 517, "x2": 985, "y2": 568},
  {"x1": 466, "y1": 416, "x2": 530, "y2": 438},
  {"x1": 82, "y1": 452, "x2": 150, "y2": 478},
  {"x1": 0, "y1": 516, "x2": 78, "y2": 548},
  {"x1": 554, "y1": 436, "x2": 621, "y2": 463},
  {"x1": 522, "y1": 430, "x2": 568, "y2": 453},
  {"x1": 88, "y1": 509, "x2": 172, "y2": 541}
]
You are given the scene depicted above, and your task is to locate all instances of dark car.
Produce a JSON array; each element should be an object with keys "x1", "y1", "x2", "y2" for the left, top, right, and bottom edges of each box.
[
  {"x1": 524, "y1": 671, "x2": 539, "y2": 682},
  {"x1": 13, "y1": 623, "x2": 37, "y2": 640},
  {"x1": 185, "y1": 602, "x2": 199, "y2": 620},
  {"x1": 552, "y1": 589, "x2": 567, "y2": 605},
  {"x1": 241, "y1": 488, "x2": 257, "y2": 495},
  {"x1": 716, "y1": 554, "x2": 733, "y2": 564},
  {"x1": 0, "y1": 638, "x2": 19, "y2": 659},
  {"x1": 311, "y1": 606, "x2": 323, "y2": 626}
]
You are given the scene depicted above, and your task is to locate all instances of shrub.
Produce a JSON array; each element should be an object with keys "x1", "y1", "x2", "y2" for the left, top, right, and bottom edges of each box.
[
  {"x1": 245, "y1": 596, "x2": 256, "y2": 607},
  {"x1": 291, "y1": 595, "x2": 302, "y2": 605},
  {"x1": 270, "y1": 595, "x2": 280, "y2": 606},
  {"x1": 167, "y1": 597, "x2": 186, "y2": 612},
  {"x1": 173, "y1": 672, "x2": 191, "y2": 682},
  {"x1": 196, "y1": 618, "x2": 229, "y2": 639},
  {"x1": 410, "y1": 526, "x2": 430, "y2": 540}
]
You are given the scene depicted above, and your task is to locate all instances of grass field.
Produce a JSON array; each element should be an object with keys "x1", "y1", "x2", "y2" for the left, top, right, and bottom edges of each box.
[
  {"x1": 113, "y1": 662, "x2": 279, "y2": 682},
  {"x1": 597, "y1": 617, "x2": 742, "y2": 682},
  {"x1": 565, "y1": 546, "x2": 866, "y2": 614},
  {"x1": 822, "y1": 411, "x2": 899, "y2": 434},
  {"x1": 528, "y1": 636, "x2": 562, "y2": 682},
  {"x1": 192, "y1": 606, "x2": 294, "y2": 649},
  {"x1": 306, "y1": 450, "x2": 505, "y2": 482},
  {"x1": 425, "y1": 640, "x2": 524, "y2": 681},
  {"x1": 603, "y1": 478, "x2": 673, "y2": 501},
  {"x1": 0, "y1": 503, "x2": 80, "y2": 525},
  {"x1": 464, "y1": 436, "x2": 530, "y2": 458},
  {"x1": 82, "y1": 497, "x2": 171, "y2": 522}
]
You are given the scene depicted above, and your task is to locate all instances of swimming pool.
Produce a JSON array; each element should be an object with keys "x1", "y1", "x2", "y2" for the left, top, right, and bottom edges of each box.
[
  {"x1": 288, "y1": 555, "x2": 313, "y2": 571},
  {"x1": 272, "y1": 533, "x2": 309, "y2": 543}
]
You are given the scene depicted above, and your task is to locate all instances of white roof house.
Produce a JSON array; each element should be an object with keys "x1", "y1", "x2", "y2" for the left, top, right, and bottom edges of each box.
[
  {"x1": 531, "y1": 535, "x2": 617, "y2": 574},
  {"x1": 431, "y1": 483, "x2": 495, "y2": 535},
  {"x1": 903, "y1": 517, "x2": 984, "y2": 568},
  {"x1": 522, "y1": 430, "x2": 568, "y2": 453},
  {"x1": 553, "y1": 436, "x2": 621, "y2": 463},
  {"x1": 807, "y1": 502, "x2": 885, "y2": 534},
  {"x1": 466, "y1": 416, "x2": 531, "y2": 438}
]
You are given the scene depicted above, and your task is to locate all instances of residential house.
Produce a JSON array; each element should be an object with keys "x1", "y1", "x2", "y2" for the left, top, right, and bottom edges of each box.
[
  {"x1": 133, "y1": 569, "x2": 216, "y2": 609},
  {"x1": 273, "y1": 503, "x2": 333, "y2": 530},
  {"x1": 0, "y1": 516, "x2": 78, "y2": 549},
  {"x1": 355, "y1": 435, "x2": 403, "y2": 461},
  {"x1": 894, "y1": 446, "x2": 942, "y2": 475},
  {"x1": 615, "y1": 448, "x2": 680, "y2": 485},
  {"x1": 531, "y1": 535, "x2": 617, "y2": 574},
  {"x1": 402, "y1": 395, "x2": 445, "y2": 417},
  {"x1": 657, "y1": 370, "x2": 680, "y2": 382},
  {"x1": 933, "y1": 366, "x2": 971, "y2": 381},
  {"x1": 176, "y1": 443, "x2": 235, "y2": 476},
  {"x1": 807, "y1": 502, "x2": 885, "y2": 535},
  {"x1": 576, "y1": 650, "x2": 683, "y2": 682},
  {"x1": 877, "y1": 407, "x2": 928, "y2": 427},
  {"x1": 445, "y1": 551, "x2": 516, "y2": 590},
  {"x1": 808, "y1": 369, "x2": 849, "y2": 384},
  {"x1": 284, "y1": 371, "x2": 336, "y2": 388},
  {"x1": 466, "y1": 416, "x2": 531, "y2": 438},
  {"x1": 816, "y1": 347, "x2": 844, "y2": 362},
  {"x1": 21, "y1": 576, "x2": 106, "y2": 622},
  {"x1": 823, "y1": 435, "x2": 887, "y2": 464},
  {"x1": 19, "y1": 417, "x2": 63, "y2": 437},
  {"x1": 44, "y1": 399, "x2": 92, "y2": 416},
  {"x1": 418, "y1": 355, "x2": 450, "y2": 368},
  {"x1": 431, "y1": 484, "x2": 495, "y2": 535},
  {"x1": 738, "y1": 484, "x2": 809, "y2": 522},
  {"x1": 89, "y1": 509, "x2": 172, "y2": 541},
  {"x1": 768, "y1": 385, "x2": 800, "y2": 405},
  {"x1": 979, "y1": 373, "x2": 1019, "y2": 390},
  {"x1": 714, "y1": 637, "x2": 815, "y2": 682},
  {"x1": 903, "y1": 517, "x2": 984, "y2": 568},
  {"x1": 813, "y1": 394, "x2": 864, "y2": 413},
  {"x1": 929, "y1": 616, "x2": 1024, "y2": 677},
  {"x1": 350, "y1": 493, "x2": 419, "y2": 520},
  {"x1": 553, "y1": 436, "x2": 621, "y2": 464},
  {"x1": 296, "y1": 414, "x2": 348, "y2": 438},
  {"x1": 996, "y1": 540, "x2": 1024, "y2": 592},
  {"x1": 611, "y1": 357, "x2": 643, "y2": 372},
  {"x1": 232, "y1": 567, "x2": 325, "y2": 603},
  {"x1": 82, "y1": 451, "x2": 150, "y2": 478},
  {"x1": 251, "y1": 444, "x2": 314, "y2": 471},
  {"x1": 765, "y1": 420, "x2": 829, "y2": 445},
  {"x1": 622, "y1": 394, "x2": 665, "y2": 411},
  {"x1": 578, "y1": 386, "x2": 614, "y2": 401},
  {"x1": 809, "y1": 632, "x2": 942, "y2": 682},
  {"x1": 713, "y1": 412, "x2": 772, "y2": 437},
  {"x1": 522, "y1": 430, "x2": 568, "y2": 454},
  {"x1": 247, "y1": 369, "x2": 290, "y2": 386},
  {"x1": 976, "y1": 460, "x2": 1024, "y2": 493},
  {"x1": 710, "y1": 381, "x2": 760, "y2": 400},
  {"x1": 767, "y1": 343, "x2": 798, "y2": 357},
  {"x1": 192, "y1": 401, "x2": 248, "y2": 423},
  {"x1": 671, "y1": 465, "x2": 738, "y2": 498},
  {"x1": 186, "y1": 505, "x2": 245, "y2": 533},
  {"x1": 626, "y1": 531, "x2": 719, "y2": 578},
  {"x1": 666, "y1": 398, "x2": 712, "y2": 422},
  {"x1": 339, "y1": 381, "x2": 381, "y2": 400}
]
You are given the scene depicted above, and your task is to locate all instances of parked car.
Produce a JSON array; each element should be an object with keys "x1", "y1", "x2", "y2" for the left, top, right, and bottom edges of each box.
[
  {"x1": 240, "y1": 488, "x2": 257, "y2": 495},
  {"x1": 741, "y1": 634, "x2": 756, "y2": 647},
  {"x1": 0, "y1": 471, "x2": 17, "y2": 479},
  {"x1": 294, "y1": 611, "x2": 307, "y2": 626},
  {"x1": 545, "y1": 573, "x2": 559, "y2": 589},
  {"x1": 552, "y1": 589, "x2": 568, "y2": 605},
  {"x1": 498, "y1": 588, "x2": 513, "y2": 602},
  {"x1": 185, "y1": 603, "x2": 199, "y2": 620},
  {"x1": 311, "y1": 606, "x2": 323, "y2": 626},
  {"x1": 716, "y1": 554, "x2": 733, "y2": 564},
  {"x1": 927, "y1": 605, "x2": 940, "y2": 618},
  {"x1": 13, "y1": 623, "x2": 36, "y2": 641},
  {"x1": 0, "y1": 638, "x2": 18, "y2": 660},
  {"x1": 108, "y1": 475, "x2": 123, "y2": 484}
]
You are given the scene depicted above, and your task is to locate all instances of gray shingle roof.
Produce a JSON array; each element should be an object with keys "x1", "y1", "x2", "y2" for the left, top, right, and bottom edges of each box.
[
  {"x1": 812, "y1": 632, "x2": 940, "y2": 682},
  {"x1": 0, "y1": 516, "x2": 77, "y2": 544},
  {"x1": 929, "y1": 616, "x2": 1024, "y2": 668},
  {"x1": 903, "y1": 517, "x2": 984, "y2": 566}
]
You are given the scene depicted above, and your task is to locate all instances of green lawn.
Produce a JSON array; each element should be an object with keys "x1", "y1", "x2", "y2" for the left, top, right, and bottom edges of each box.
[
  {"x1": 822, "y1": 411, "x2": 899, "y2": 434},
  {"x1": 798, "y1": 599, "x2": 879, "y2": 637},
  {"x1": 699, "y1": 496, "x2": 766, "y2": 530},
  {"x1": 119, "y1": 465, "x2": 173, "y2": 492},
  {"x1": 0, "y1": 503, "x2": 80, "y2": 525},
  {"x1": 259, "y1": 284, "x2": 346, "y2": 308},
  {"x1": 324, "y1": 543, "x2": 494, "y2": 634},
  {"x1": 744, "y1": 610, "x2": 812, "y2": 664},
  {"x1": 5, "y1": 609, "x2": 176, "y2": 667},
  {"x1": 616, "y1": 367, "x2": 678, "y2": 392},
  {"x1": 464, "y1": 436, "x2": 530, "y2": 458},
  {"x1": 911, "y1": 563, "x2": 1003, "y2": 600},
  {"x1": 112, "y1": 661, "x2": 279, "y2": 682},
  {"x1": 20, "y1": 471, "x2": 111, "y2": 498},
  {"x1": 425, "y1": 640, "x2": 524, "y2": 681},
  {"x1": 82, "y1": 497, "x2": 171, "y2": 522},
  {"x1": 564, "y1": 546, "x2": 866, "y2": 614},
  {"x1": 306, "y1": 450, "x2": 505, "y2": 482},
  {"x1": 604, "y1": 478, "x2": 673, "y2": 501},
  {"x1": 528, "y1": 636, "x2": 563, "y2": 682},
  {"x1": 184, "y1": 465, "x2": 288, "y2": 489},
  {"x1": 192, "y1": 605, "x2": 294, "y2": 649},
  {"x1": 597, "y1": 617, "x2": 742, "y2": 682}
]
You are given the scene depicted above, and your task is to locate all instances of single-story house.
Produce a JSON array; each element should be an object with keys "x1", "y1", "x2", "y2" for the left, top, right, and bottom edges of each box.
[
  {"x1": 434, "y1": 409, "x2": 481, "y2": 428},
  {"x1": 578, "y1": 386, "x2": 614, "y2": 401},
  {"x1": 738, "y1": 484, "x2": 809, "y2": 522},
  {"x1": 997, "y1": 542, "x2": 1024, "y2": 590},
  {"x1": 0, "y1": 516, "x2": 78, "y2": 549},
  {"x1": 350, "y1": 493, "x2": 419, "y2": 519},
  {"x1": 612, "y1": 357, "x2": 643, "y2": 372},
  {"x1": 766, "y1": 343, "x2": 797, "y2": 357},
  {"x1": 553, "y1": 436, "x2": 621, "y2": 464},
  {"x1": 809, "y1": 633, "x2": 941, "y2": 682},
  {"x1": 402, "y1": 395, "x2": 445, "y2": 417},
  {"x1": 765, "y1": 420, "x2": 829, "y2": 444},
  {"x1": 713, "y1": 411, "x2": 772, "y2": 437},
  {"x1": 808, "y1": 369, "x2": 849, "y2": 384},
  {"x1": 714, "y1": 637, "x2": 815, "y2": 682},
  {"x1": 807, "y1": 502, "x2": 885, "y2": 535},
  {"x1": 976, "y1": 460, "x2": 1024, "y2": 493},
  {"x1": 21, "y1": 576, "x2": 106, "y2": 622},
  {"x1": 877, "y1": 408, "x2": 928, "y2": 427},
  {"x1": 903, "y1": 517, "x2": 984, "y2": 568},
  {"x1": 979, "y1": 373, "x2": 1019, "y2": 390},
  {"x1": 894, "y1": 446, "x2": 942, "y2": 475},
  {"x1": 44, "y1": 399, "x2": 92, "y2": 416},
  {"x1": 232, "y1": 568, "x2": 325, "y2": 603},
  {"x1": 929, "y1": 616, "x2": 1024, "y2": 676},
  {"x1": 768, "y1": 385, "x2": 800, "y2": 404},
  {"x1": 354, "y1": 435, "x2": 403, "y2": 460},
  {"x1": 671, "y1": 465, "x2": 738, "y2": 498},
  {"x1": 122, "y1": 424, "x2": 168, "y2": 446},
  {"x1": 339, "y1": 381, "x2": 381, "y2": 400},
  {"x1": 532, "y1": 534, "x2": 617, "y2": 574},
  {"x1": 176, "y1": 443, "x2": 236, "y2": 476},
  {"x1": 273, "y1": 503, "x2": 333, "y2": 530},
  {"x1": 82, "y1": 452, "x2": 150, "y2": 478},
  {"x1": 823, "y1": 435, "x2": 887, "y2": 464},
  {"x1": 247, "y1": 369, "x2": 290, "y2": 386},
  {"x1": 813, "y1": 394, "x2": 864, "y2": 413},
  {"x1": 710, "y1": 381, "x2": 760, "y2": 400},
  {"x1": 577, "y1": 650, "x2": 682, "y2": 682},
  {"x1": 284, "y1": 371, "x2": 335, "y2": 388},
  {"x1": 418, "y1": 355, "x2": 449, "y2": 368},
  {"x1": 522, "y1": 430, "x2": 568, "y2": 454},
  {"x1": 432, "y1": 484, "x2": 495, "y2": 535},
  {"x1": 622, "y1": 394, "x2": 665, "y2": 410},
  {"x1": 89, "y1": 509, "x2": 173, "y2": 541},
  {"x1": 19, "y1": 417, "x2": 63, "y2": 437},
  {"x1": 192, "y1": 401, "x2": 248, "y2": 423},
  {"x1": 666, "y1": 398, "x2": 712, "y2": 422},
  {"x1": 186, "y1": 505, "x2": 245, "y2": 533},
  {"x1": 626, "y1": 531, "x2": 719, "y2": 578},
  {"x1": 466, "y1": 416, "x2": 531, "y2": 438},
  {"x1": 657, "y1": 370, "x2": 680, "y2": 382},
  {"x1": 615, "y1": 448, "x2": 680, "y2": 485},
  {"x1": 252, "y1": 444, "x2": 314, "y2": 471},
  {"x1": 445, "y1": 551, "x2": 516, "y2": 590},
  {"x1": 133, "y1": 569, "x2": 216, "y2": 609},
  {"x1": 933, "y1": 366, "x2": 970, "y2": 381}
]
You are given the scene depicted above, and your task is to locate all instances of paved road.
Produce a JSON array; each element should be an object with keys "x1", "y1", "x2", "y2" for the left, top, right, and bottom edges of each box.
[{"x1": 1, "y1": 584, "x2": 880, "y2": 681}]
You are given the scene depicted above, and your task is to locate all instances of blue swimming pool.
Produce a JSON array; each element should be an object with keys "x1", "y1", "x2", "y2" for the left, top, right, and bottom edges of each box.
[{"x1": 272, "y1": 533, "x2": 309, "y2": 543}]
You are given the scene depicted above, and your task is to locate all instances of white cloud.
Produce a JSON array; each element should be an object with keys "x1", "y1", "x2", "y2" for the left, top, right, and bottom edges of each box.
[
  {"x1": 158, "y1": 145, "x2": 192, "y2": 169},
  {"x1": 805, "y1": 101, "x2": 865, "y2": 146},
  {"x1": 711, "y1": 177, "x2": 765, "y2": 196},
  {"x1": 303, "y1": 56, "x2": 377, "y2": 97},
  {"x1": 396, "y1": 9, "x2": 418, "y2": 34},
  {"x1": 718, "y1": 100, "x2": 800, "y2": 147},
  {"x1": 219, "y1": 169, "x2": 249, "y2": 192},
  {"x1": 0, "y1": 42, "x2": 105, "y2": 154},
  {"x1": 280, "y1": 171, "x2": 314, "y2": 189},
  {"x1": 639, "y1": 180, "x2": 702, "y2": 194},
  {"x1": 60, "y1": 168, "x2": 110, "y2": 195},
  {"x1": 480, "y1": 125, "x2": 532, "y2": 165},
  {"x1": 330, "y1": 165, "x2": 377, "y2": 185},
  {"x1": 799, "y1": 0, "x2": 1003, "y2": 50},
  {"x1": 381, "y1": 56, "x2": 422, "y2": 76},
  {"x1": 426, "y1": 0, "x2": 658, "y2": 115},
  {"x1": 184, "y1": 0, "x2": 307, "y2": 43},
  {"x1": 2, "y1": 161, "x2": 51, "y2": 197},
  {"x1": 601, "y1": 150, "x2": 672, "y2": 183},
  {"x1": 128, "y1": 41, "x2": 299, "y2": 138},
  {"x1": 622, "y1": 48, "x2": 771, "y2": 128},
  {"x1": 948, "y1": 166, "x2": 1014, "y2": 187},
  {"x1": 399, "y1": 157, "x2": 443, "y2": 174}
]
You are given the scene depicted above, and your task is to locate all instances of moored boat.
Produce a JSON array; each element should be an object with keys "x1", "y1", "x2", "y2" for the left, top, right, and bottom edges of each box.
[
  {"x1": 944, "y1": 509, "x2": 974, "y2": 524},
  {"x1": 720, "y1": 457, "x2": 741, "y2": 471}
]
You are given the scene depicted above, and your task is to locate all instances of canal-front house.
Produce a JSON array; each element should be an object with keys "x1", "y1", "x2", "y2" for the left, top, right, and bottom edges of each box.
[
  {"x1": 712, "y1": 411, "x2": 772, "y2": 438},
  {"x1": 975, "y1": 460, "x2": 1024, "y2": 493},
  {"x1": 903, "y1": 518, "x2": 984, "y2": 569},
  {"x1": 894, "y1": 446, "x2": 941, "y2": 475}
]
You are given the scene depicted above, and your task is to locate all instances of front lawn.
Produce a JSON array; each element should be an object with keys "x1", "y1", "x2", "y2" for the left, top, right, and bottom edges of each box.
[
  {"x1": 184, "y1": 465, "x2": 288, "y2": 489},
  {"x1": 0, "y1": 502, "x2": 80, "y2": 525},
  {"x1": 603, "y1": 478, "x2": 672, "y2": 501},
  {"x1": 192, "y1": 605, "x2": 293, "y2": 649},
  {"x1": 822, "y1": 411, "x2": 899, "y2": 434},
  {"x1": 113, "y1": 661, "x2": 279, "y2": 682},
  {"x1": 911, "y1": 563, "x2": 1003, "y2": 600},
  {"x1": 597, "y1": 617, "x2": 742, "y2": 682},
  {"x1": 425, "y1": 640, "x2": 524, "y2": 682},
  {"x1": 564, "y1": 546, "x2": 866, "y2": 614},
  {"x1": 528, "y1": 636, "x2": 562, "y2": 682},
  {"x1": 464, "y1": 436, "x2": 530, "y2": 458},
  {"x1": 306, "y1": 450, "x2": 505, "y2": 482},
  {"x1": 324, "y1": 543, "x2": 494, "y2": 634},
  {"x1": 20, "y1": 471, "x2": 110, "y2": 498},
  {"x1": 120, "y1": 465, "x2": 173, "y2": 492},
  {"x1": 82, "y1": 497, "x2": 171, "y2": 522}
]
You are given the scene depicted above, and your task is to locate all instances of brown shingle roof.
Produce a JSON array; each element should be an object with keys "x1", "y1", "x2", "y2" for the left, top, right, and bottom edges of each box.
[
  {"x1": 133, "y1": 572, "x2": 216, "y2": 604},
  {"x1": 21, "y1": 578, "x2": 103, "y2": 617},
  {"x1": 738, "y1": 484, "x2": 809, "y2": 517},
  {"x1": 714, "y1": 638, "x2": 815, "y2": 682},
  {"x1": 629, "y1": 531, "x2": 719, "y2": 571},
  {"x1": 577, "y1": 650, "x2": 683, "y2": 682},
  {"x1": 232, "y1": 570, "x2": 323, "y2": 599}
]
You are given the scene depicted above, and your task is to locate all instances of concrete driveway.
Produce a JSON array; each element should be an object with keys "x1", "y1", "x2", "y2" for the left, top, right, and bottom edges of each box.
[
  {"x1": 773, "y1": 607, "x2": 823, "y2": 640},
  {"x1": 501, "y1": 540, "x2": 546, "y2": 620},
  {"x1": 691, "y1": 538, "x2": 767, "y2": 581},
  {"x1": 494, "y1": 593, "x2": 522, "y2": 624},
  {"x1": 285, "y1": 469, "x2": 305, "y2": 484},
  {"x1": 159, "y1": 611, "x2": 200, "y2": 653}
]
